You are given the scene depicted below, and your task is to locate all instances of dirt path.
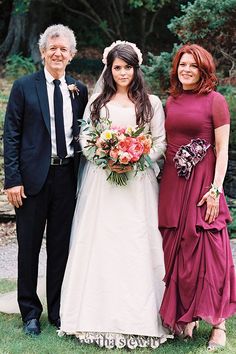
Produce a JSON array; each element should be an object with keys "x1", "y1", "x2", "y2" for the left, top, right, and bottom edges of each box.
[
  {"x1": 0, "y1": 221, "x2": 46, "y2": 278},
  {"x1": 0, "y1": 240, "x2": 46, "y2": 279},
  {"x1": 0, "y1": 224, "x2": 236, "y2": 279}
]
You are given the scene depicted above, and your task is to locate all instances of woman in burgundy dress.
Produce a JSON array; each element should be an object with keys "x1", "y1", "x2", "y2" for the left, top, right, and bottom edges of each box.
[{"x1": 159, "y1": 44, "x2": 236, "y2": 351}]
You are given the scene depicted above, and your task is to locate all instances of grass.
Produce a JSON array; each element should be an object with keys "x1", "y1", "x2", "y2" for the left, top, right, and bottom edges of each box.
[
  {"x1": 0, "y1": 280, "x2": 236, "y2": 354},
  {"x1": 0, "y1": 77, "x2": 236, "y2": 352},
  {"x1": 0, "y1": 279, "x2": 16, "y2": 293}
]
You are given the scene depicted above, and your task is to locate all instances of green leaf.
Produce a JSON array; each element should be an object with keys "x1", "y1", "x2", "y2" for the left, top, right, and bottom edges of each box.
[
  {"x1": 145, "y1": 155, "x2": 153, "y2": 167},
  {"x1": 132, "y1": 126, "x2": 145, "y2": 137}
]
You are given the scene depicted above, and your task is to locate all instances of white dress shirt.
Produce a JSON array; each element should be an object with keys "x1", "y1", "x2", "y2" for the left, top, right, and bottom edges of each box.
[{"x1": 44, "y1": 68, "x2": 74, "y2": 157}]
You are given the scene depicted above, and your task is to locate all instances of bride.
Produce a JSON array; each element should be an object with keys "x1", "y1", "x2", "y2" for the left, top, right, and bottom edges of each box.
[{"x1": 59, "y1": 41, "x2": 172, "y2": 349}]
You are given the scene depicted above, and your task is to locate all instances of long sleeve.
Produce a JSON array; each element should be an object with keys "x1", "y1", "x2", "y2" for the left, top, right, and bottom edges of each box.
[
  {"x1": 79, "y1": 93, "x2": 99, "y2": 155},
  {"x1": 4, "y1": 80, "x2": 24, "y2": 189},
  {"x1": 148, "y1": 95, "x2": 166, "y2": 162}
]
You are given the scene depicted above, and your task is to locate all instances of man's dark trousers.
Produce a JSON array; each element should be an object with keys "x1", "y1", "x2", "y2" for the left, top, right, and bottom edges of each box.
[{"x1": 16, "y1": 161, "x2": 76, "y2": 323}]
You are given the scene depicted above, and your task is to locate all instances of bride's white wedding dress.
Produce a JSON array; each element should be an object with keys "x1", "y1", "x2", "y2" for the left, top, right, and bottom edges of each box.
[{"x1": 59, "y1": 94, "x2": 173, "y2": 349}]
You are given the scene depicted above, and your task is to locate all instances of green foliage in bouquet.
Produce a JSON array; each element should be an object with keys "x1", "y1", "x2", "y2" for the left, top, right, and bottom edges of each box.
[{"x1": 80, "y1": 118, "x2": 154, "y2": 186}]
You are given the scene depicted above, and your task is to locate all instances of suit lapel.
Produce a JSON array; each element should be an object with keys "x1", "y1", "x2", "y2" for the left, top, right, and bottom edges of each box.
[
  {"x1": 35, "y1": 70, "x2": 51, "y2": 134},
  {"x1": 65, "y1": 75, "x2": 80, "y2": 138}
]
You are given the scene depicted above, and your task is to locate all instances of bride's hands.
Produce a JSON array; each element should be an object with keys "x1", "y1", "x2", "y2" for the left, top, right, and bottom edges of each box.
[
  {"x1": 108, "y1": 160, "x2": 132, "y2": 174},
  {"x1": 197, "y1": 191, "x2": 220, "y2": 224}
]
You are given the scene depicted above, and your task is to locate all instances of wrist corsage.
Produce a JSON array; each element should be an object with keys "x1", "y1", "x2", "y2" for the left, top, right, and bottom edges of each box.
[{"x1": 209, "y1": 184, "x2": 222, "y2": 199}]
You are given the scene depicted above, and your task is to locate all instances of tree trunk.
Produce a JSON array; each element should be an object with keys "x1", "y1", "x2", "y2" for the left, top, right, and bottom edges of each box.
[
  {"x1": 0, "y1": 11, "x2": 28, "y2": 62},
  {"x1": 27, "y1": 0, "x2": 53, "y2": 65},
  {"x1": 139, "y1": 8, "x2": 147, "y2": 52},
  {"x1": 0, "y1": 0, "x2": 53, "y2": 64}
]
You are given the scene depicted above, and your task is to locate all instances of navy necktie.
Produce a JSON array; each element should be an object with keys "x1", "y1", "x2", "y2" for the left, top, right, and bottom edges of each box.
[{"x1": 53, "y1": 79, "x2": 67, "y2": 158}]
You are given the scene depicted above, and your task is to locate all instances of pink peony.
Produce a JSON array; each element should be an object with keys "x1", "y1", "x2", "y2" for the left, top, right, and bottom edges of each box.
[
  {"x1": 110, "y1": 147, "x2": 119, "y2": 160},
  {"x1": 119, "y1": 152, "x2": 132, "y2": 164},
  {"x1": 128, "y1": 141, "x2": 144, "y2": 162},
  {"x1": 137, "y1": 135, "x2": 152, "y2": 154},
  {"x1": 118, "y1": 137, "x2": 135, "y2": 152}
]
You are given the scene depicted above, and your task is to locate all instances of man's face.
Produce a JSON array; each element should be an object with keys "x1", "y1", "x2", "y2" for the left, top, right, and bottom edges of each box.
[{"x1": 41, "y1": 35, "x2": 73, "y2": 78}]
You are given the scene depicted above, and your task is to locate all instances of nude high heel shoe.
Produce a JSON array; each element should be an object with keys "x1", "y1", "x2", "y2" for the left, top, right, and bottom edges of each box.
[
  {"x1": 207, "y1": 323, "x2": 226, "y2": 351},
  {"x1": 181, "y1": 321, "x2": 199, "y2": 340}
]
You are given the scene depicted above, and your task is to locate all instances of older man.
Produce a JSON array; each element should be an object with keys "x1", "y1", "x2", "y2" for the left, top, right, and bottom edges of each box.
[{"x1": 4, "y1": 24, "x2": 88, "y2": 335}]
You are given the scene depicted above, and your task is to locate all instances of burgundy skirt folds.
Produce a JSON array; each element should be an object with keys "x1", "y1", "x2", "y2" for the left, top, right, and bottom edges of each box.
[{"x1": 158, "y1": 145, "x2": 236, "y2": 334}]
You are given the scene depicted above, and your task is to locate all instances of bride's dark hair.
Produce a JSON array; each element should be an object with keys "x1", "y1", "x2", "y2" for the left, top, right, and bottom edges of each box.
[{"x1": 90, "y1": 44, "x2": 153, "y2": 125}]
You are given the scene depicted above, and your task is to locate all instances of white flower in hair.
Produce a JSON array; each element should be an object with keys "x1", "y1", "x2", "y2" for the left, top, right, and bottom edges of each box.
[{"x1": 102, "y1": 40, "x2": 143, "y2": 66}]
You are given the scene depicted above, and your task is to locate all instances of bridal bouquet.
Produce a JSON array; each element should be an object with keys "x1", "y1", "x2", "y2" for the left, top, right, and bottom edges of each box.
[{"x1": 81, "y1": 118, "x2": 153, "y2": 186}]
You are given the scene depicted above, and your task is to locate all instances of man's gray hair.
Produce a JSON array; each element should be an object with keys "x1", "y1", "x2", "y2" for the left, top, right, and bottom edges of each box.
[{"x1": 38, "y1": 24, "x2": 77, "y2": 54}]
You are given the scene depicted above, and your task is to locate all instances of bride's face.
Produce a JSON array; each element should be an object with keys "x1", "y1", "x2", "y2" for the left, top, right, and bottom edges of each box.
[{"x1": 111, "y1": 58, "x2": 134, "y2": 90}]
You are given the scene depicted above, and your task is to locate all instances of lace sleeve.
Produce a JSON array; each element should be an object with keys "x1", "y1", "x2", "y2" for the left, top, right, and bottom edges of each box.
[
  {"x1": 212, "y1": 92, "x2": 230, "y2": 129},
  {"x1": 79, "y1": 93, "x2": 100, "y2": 154},
  {"x1": 77, "y1": 94, "x2": 100, "y2": 193},
  {"x1": 148, "y1": 95, "x2": 166, "y2": 162}
]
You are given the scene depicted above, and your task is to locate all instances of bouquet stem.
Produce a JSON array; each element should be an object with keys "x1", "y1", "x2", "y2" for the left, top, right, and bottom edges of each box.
[{"x1": 107, "y1": 171, "x2": 129, "y2": 186}]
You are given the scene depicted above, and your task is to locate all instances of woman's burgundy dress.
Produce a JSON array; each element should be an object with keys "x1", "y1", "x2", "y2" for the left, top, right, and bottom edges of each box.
[{"x1": 159, "y1": 90, "x2": 236, "y2": 333}]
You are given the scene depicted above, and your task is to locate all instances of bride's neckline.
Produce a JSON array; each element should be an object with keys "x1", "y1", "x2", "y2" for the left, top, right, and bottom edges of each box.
[{"x1": 107, "y1": 101, "x2": 134, "y2": 109}]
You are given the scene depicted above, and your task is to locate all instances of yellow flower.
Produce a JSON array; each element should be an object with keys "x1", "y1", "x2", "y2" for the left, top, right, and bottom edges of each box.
[
  {"x1": 101, "y1": 130, "x2": 113, "y2": 141},
  {"x1": 125, "y1": 127, "x2": 133, "y2": 135}
]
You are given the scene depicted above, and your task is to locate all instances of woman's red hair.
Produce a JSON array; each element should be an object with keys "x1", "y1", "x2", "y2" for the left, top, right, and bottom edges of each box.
[{"x1": 170, "y1": 44, "x2": 218, "y2": 97}]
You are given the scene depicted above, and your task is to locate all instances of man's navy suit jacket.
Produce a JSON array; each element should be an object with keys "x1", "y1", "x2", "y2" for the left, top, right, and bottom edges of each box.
[{"x1": 4, "y1": 69, "x2": 88, "y2": 196}]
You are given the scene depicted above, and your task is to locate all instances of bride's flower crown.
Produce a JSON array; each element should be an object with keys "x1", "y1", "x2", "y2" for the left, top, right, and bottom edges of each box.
[{"x1": 102, "y1": 40, "x2": 143, "y2": 66}]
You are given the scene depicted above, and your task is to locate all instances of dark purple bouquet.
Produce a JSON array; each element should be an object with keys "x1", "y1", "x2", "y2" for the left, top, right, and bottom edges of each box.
[{"x1": 173, "y1": 138, "x2": 210, "y2": 179}]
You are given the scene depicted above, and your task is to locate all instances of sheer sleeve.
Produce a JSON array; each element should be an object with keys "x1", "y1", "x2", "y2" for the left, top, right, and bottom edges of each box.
[
  {"x1": 77, "y1": 94, "x2": 100, "y2": 193},
  {"x1": 79, "y1": 93, "x2": 99, "y2": 154},
  {"x1": 212, "y1": 92, "x2": 230, "y2": 129},
  {"x1": 148, "y1": 95, "x2": 166, "y2": 162}
]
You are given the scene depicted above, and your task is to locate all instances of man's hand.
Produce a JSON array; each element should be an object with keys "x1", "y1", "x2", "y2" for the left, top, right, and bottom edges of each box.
[{"x1": 5, "y1": 186, "x2": 27, "y2": 208}]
